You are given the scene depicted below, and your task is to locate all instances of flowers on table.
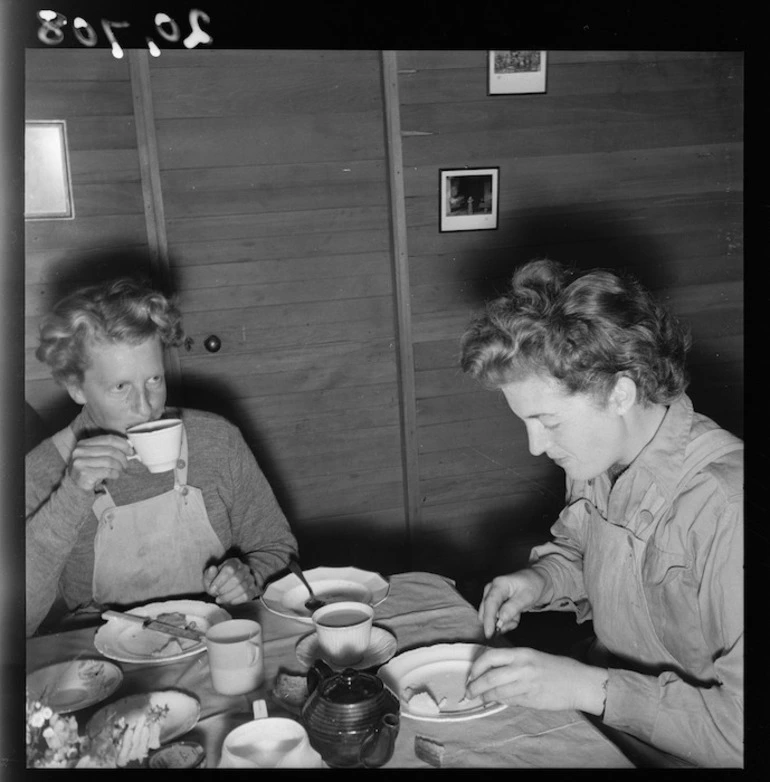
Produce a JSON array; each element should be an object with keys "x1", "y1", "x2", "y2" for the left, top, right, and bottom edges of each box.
[{"x1": 26, "y1": 691, "x2": 170, "y2": 768}]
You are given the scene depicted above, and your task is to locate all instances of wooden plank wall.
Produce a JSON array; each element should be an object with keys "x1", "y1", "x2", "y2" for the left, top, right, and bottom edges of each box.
[
  {"x1": 25, "y1": 50, "x2": 151, "y2": 431},
  {"x1": 397, "y1": 50, "x2": 743, "y2": 580},
  {"x1": 24, "y1": 49, "x2": 743, "y2": 587},
  {"x1": 145, "y1": 51, "x2": 405, "y2": 573}
]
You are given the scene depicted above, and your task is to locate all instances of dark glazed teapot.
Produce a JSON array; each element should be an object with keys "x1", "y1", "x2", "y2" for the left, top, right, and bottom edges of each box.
[{"x1": 301, "y1": 660, "x2": 400, "y2": 768}]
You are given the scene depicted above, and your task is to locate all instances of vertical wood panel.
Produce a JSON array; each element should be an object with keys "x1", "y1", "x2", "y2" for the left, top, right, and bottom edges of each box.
[
  {"x1": 128, "y1": 50, "x2": 180, "y2": 387},
  {"x1": 382, "y1": 51, "x2": 419, "y2": 567}
]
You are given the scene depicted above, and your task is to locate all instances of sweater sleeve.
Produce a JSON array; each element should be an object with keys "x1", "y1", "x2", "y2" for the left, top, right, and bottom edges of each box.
[
  {"x1": 25, "y1": 443, "x2": 96, "y2": 636},
  {"x1": 224, "y1": 425, "x2": 298, "y2": 590}
]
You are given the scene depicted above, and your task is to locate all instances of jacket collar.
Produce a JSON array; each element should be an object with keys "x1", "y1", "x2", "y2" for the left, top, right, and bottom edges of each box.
[{"x1": 630, "y1": 393, "x2": 694, "y2": 504}]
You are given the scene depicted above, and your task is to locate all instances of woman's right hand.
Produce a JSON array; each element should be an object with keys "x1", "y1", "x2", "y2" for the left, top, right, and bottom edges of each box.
[
  {"x1": 67, "y1": 434, "x2": 134, "y2": 492},
  {"x1": 478, "y1": 569, "x2": 547, "y2": 639}
]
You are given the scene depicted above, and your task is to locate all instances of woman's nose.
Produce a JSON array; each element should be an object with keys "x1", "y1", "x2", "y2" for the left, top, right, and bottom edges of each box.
[
  {"x1": 132, "y1": 388, "x2": 152, "y2": 415},
  {"x1": 527, "y1": 424, "x2": 549, "y2": 457}
]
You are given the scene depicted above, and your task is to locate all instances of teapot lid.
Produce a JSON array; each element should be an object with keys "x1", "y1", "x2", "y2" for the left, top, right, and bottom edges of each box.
[{"x1": 320, "y1": 668, "x2": 382, "y2": 704}]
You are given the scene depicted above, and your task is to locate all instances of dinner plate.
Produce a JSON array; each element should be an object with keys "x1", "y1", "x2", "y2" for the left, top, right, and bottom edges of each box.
[
  {"x1": 26, "y1": 658, "x2": 123, "y2": 714},
  {"x1": 93, "y1": 599, "x2": 231, "y2": 664},
  {"x1": 295, "y1": 626, "x2": 398, "y2": 671},
  {"x1": 377, "y1": 643, "x2": 507, "y2": 723},
  {"x1": 261, "y1": 566, "x2": 390, "y2": 623},
  {"x1": 86, "y1": 690, "x2": 200, "y2": 746}
]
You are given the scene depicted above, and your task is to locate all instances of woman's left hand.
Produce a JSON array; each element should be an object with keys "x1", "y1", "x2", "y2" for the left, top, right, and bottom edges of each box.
[
  {"x1": 203, "y1": 558, "x2": 259, "y2": 604},
  {"x1": 465, "y1": 647, "x2": 608, "y2": 715}
]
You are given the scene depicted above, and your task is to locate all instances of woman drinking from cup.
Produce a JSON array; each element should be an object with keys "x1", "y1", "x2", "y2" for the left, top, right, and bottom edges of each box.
[{"x1": 25, "y1": 277, "x2": 298, "y2": 637}]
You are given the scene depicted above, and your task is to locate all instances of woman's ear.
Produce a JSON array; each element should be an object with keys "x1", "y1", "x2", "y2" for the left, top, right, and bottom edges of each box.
[
  {"x1": 64, "y1": 380, "x2": 87, "y2": 406},
  {"x1": 609, "y1": 375, "x2": 637, "y2": 416}
]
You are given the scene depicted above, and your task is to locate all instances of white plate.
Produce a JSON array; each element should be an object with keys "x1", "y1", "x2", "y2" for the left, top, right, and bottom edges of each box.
[
  {"x1": 295, "y1": 626, "x2": 398, "y2": 670},
  {"x1": 93, "y1": 599, "x2": 231, "y2": 664},
  {"x1": 26, "y1": 659, "x2": 123, "y2": 714},
  {"x1": 86, "y1": 690, "x2": 200, "y2": 746},
  {"x1": 377, "y1": 643, "x2": 507, "y2": 722},
  {"x1": 261, "y1": 566, "x2": 390, "y2": 623}
]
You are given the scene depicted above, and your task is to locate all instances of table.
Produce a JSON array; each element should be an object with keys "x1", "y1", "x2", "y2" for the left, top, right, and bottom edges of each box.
[{"x1": 26, "y1": 571, "x2": 635, "y2": 768}]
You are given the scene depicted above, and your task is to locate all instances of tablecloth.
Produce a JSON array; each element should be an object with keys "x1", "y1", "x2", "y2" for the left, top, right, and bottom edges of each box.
[{"x1": 26, "y1": 571, "x2": 634, "y2": 768}]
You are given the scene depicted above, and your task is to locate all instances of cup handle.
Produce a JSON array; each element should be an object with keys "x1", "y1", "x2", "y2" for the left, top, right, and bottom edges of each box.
[
  {"x1": 127, "y1": 453, "x2": 142, "y2": 462},
  {"x1": 247, "y1": 639, "x2": 260, "y2": 666}
]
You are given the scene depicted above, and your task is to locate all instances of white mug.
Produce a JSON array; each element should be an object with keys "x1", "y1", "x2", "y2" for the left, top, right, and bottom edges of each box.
[
  {"x1": 126, "y1": 418, "x2": 183, "y2": 473},
  {"x1": 218, "y1": 718, "x2": 321, "y2": 768},
  {"x1": 311, "y1": 601, "x2": 374, "y2": 667},
  {"x1": 205, "y1": 619, "x2": 264, "y2": 695}
]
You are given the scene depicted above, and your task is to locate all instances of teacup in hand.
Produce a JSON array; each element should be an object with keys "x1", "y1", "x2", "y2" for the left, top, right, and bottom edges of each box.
[
  {"x1": 205, "y1": 619, "x2": 264, "y2": 695},
  {"x1": 311, "y1": 601, "x2": 373, "y2": 667},
  {"x1": 126, "y1": 418, "x2": 183, "y2": 473}
]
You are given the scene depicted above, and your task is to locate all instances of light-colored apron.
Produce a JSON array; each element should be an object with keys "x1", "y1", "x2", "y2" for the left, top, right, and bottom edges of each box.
[
  {"x1": 52, "y1": 423, "x2": 225, "y2": 605},
  {"x1": 575, "y1": 428, "x2": 743, "y2": 678}
]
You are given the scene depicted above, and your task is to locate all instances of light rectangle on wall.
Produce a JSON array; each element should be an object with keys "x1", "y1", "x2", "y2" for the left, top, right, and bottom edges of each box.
[{"x1": 24, "y1": 120, "x2": 74, "y2": 220}]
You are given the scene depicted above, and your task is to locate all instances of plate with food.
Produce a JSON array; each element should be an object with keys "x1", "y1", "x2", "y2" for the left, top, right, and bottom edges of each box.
[
  {"x1": 85, "y1": 690, "x2": 200, "y2": 768},
  {"x1": 94, "y1": 600, "x2": 230, "y2": 664},
  {"x1": 26, "y1": 658, "x2": 124, "y2": 714},
  {"x1": 261, "y1": 566, "x2": 390, "y2": 623},
  {"x1": 377, "y1": 643, "x2": 507, "y2": 722}
]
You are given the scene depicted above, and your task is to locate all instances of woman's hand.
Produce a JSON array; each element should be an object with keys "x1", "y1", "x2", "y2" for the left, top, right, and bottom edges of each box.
[
  {"x1": 465, "y1": 646, "x2": 608, "y2": 715},
  {"x1": 67, "y1": 434, "x2": 134, "y2": 492},
  {"x1": 203, "y1": 558, "x2": 259, "y2": 604},
  {"x1": 478, "y1": 569, "x2": 547, "y2": 638}
]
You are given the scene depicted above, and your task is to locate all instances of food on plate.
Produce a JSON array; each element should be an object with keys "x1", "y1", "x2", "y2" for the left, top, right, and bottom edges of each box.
[
  {"x1": 155, "y1": 612, "x2": 202, "y2": 631},
  {"x1": 403, "y1": 687, "x2": 447, "y2": 715},
  {"x1": 147, "y1": 613, "x2": 203, "y2": 657},
  {"x1": 414, "y1": 735, "x2": 446, "y2": 767},
  {"x1": 271, "y1": 670, "x2": 309, "y2": 712},
  {"x1": 89, "y1": 703, "x2": 170, "y2": 767}
]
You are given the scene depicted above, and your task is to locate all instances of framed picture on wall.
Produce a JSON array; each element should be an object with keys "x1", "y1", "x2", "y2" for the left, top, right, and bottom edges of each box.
[
  {"x1": 439, "y1": 167, "x2": 499, "y2": 232},
  {"x1": 24, "y1": 120, "x2": 75, "y2": 219},
  {"x1": 488, "y1": 51, "x2": 547, "y2": 95}
]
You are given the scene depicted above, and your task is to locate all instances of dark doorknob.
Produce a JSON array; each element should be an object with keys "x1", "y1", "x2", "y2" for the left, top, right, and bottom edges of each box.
[{"x1": 203, "y1": 335, "x2": 222, "y2": 353}]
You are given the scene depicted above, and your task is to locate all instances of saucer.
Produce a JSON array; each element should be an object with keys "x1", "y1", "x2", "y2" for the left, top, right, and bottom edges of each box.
[{"x1": 295, "y1": 626, "x2": 397, "y2": 671}]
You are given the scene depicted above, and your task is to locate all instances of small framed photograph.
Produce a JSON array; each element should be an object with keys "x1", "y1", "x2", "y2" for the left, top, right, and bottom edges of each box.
[
  {"x1": 488, "y1": 50, "x2": 547, "y2": 95},
  {"x1": 439, "y1": 167, "x2": 499, "y2": 233},
  {"x1": 25, "y1": 120, "x2": 75, "y2": 219}
]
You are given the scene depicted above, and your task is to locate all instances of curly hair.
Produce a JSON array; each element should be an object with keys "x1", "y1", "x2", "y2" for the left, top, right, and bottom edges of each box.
[
  {"x1": 460, "y1": 259, "x2": 691, "y2": 406},
  {"x1": 36, "y1": 277, "x2": 184, "y2": 385}
]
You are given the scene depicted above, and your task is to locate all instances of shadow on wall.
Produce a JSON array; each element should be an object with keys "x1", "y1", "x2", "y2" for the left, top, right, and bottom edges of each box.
[
  {"x1": 35, "y1": 246, "x2": 178, "y2": 312},
  {"x1": 458, "y1": 203, "x2": 742, "y2": 434}
]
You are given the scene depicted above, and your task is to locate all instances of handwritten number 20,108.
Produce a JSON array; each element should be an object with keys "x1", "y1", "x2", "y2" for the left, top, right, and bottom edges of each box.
[{"x1": 37, "y1": 10, "x2": 212, "y2": 57}]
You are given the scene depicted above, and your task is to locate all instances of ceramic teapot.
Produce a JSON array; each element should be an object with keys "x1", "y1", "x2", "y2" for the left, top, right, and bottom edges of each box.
[{"x1": 301, "y1": 660, "x2": 400, "y2": 768}]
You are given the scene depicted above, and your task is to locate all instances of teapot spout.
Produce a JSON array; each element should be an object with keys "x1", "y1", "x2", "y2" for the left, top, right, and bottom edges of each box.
[{"x1": 360, "y1": 712, "x2": 400, "y2": 768}]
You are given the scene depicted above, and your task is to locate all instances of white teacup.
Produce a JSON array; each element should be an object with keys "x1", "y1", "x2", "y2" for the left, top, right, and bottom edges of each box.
[
  {"x1": 218, "y1": 718, "x2": 321, "y2": 768},
  {"x1": 311, "y1": 601, "x2": 374, "y2": 667},
  {"x1": 126, "y1": 418, "x2": 183, "y2": 473},
  {"x1": 205, "y1": 619, "x2": 264, "y2": 695}
]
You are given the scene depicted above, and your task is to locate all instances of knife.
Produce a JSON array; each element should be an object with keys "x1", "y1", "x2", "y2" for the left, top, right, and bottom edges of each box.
[{"x1": 101, "y1": 610, "x2": 204, "y2": 642}]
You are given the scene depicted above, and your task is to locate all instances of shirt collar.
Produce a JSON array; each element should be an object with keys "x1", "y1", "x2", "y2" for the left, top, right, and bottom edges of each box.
[{"x1": 628, "y1": 393, "x2": 694, "y2": 502}]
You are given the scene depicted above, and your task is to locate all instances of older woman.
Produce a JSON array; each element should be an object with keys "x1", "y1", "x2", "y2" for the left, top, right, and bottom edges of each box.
[
  {"x1": 461, "y1": 259, "x2": 743, "y2": 767},
  {"x1": 26, "y1": 278, "x2": 298, "y2": 637}
]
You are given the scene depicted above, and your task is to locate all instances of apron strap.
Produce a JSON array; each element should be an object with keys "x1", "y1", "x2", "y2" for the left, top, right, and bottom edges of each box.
[{"x1": 174, "y1": 425, "x2": 189, "y2": 487}]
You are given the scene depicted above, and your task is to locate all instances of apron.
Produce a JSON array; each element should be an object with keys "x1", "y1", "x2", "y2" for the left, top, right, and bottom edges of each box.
[
  {"x1": 576, "y1": 429, "x2": 743, "y2": 678},
  {"x1": 52, "y1": 423, "x2": 225, "y2": 605}
]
